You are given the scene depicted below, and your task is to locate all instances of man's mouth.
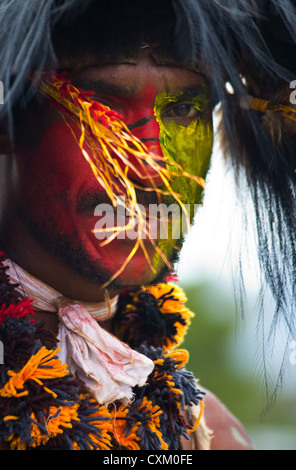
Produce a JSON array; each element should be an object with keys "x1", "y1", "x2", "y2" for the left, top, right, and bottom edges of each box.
[{"x1": 76, "y1": 187, "x2": 178, "y2": 243}]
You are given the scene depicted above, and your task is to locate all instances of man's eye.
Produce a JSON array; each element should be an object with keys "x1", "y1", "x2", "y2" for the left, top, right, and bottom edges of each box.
[{"x1": 162, "y1": 103, "x2": 199, "y2": 121}]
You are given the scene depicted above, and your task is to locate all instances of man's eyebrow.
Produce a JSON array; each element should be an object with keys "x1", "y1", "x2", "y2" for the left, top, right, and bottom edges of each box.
[
  {"x1": 167, "y1": 85, "x2": 206, "y2": 97},
  {"x1": 71, "y1": 78, "x2": 135, "y2": 97},
  {"x1": 71, "y1": 79, "x2": 205, "y2": 98}
]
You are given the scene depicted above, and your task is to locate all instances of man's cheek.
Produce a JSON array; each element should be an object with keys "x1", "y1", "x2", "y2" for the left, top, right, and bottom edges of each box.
[
  {"x1": 25, "y1": 187, "x2": 75, "y2": 236},
  {"x1": 158, "y1": 118, "x2": 213, "y2": 207},
  {"x1": 15, "y1": 126, "x2": 86, "y2": 233}
]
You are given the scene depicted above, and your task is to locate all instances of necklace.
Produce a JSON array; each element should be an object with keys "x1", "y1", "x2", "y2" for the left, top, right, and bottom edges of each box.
[{"x1": 0, "y1": 252, "x2": 205, "y2": 450}]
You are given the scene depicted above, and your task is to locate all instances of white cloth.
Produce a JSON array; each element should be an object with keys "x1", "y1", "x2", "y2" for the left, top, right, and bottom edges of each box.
[{"x1": 3, "y1": 259, "x2": 154, "y2": 405}]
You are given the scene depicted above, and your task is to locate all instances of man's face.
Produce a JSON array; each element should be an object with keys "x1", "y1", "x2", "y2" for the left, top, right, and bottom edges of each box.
[{"x1": 11, "y1": 54, "x2": 213, "y2": 289}]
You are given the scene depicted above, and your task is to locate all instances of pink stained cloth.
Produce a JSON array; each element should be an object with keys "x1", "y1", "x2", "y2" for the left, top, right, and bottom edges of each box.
[{"x1": 4, "y1": 259, "x2": 154, "y2": 405}]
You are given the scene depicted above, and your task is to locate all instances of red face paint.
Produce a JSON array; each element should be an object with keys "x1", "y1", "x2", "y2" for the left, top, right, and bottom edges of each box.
[
  {"x1": 90, "y1": 85, "x2": 165, "y2": 187},
  {"x1": 12, "y1": 56, "x2": 212, "y2": 290}
]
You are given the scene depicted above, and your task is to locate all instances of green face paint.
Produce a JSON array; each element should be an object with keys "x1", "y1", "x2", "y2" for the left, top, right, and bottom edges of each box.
[{"x1": 152, "y1": 85, "x2": 213, "y2": 268}]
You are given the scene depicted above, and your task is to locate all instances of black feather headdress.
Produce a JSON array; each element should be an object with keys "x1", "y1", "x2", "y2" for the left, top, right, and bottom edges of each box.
[{"x1": 1, "y1": 0, "x2": 296, "y2": 404}]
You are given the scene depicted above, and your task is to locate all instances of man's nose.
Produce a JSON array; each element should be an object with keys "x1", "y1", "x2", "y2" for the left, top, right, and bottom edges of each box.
[{"x1": 126, "y1": 115, "x2": 166, "y2": 187}]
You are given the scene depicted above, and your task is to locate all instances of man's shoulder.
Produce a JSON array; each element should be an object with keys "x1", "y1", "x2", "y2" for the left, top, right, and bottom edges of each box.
[{"x1": 200, "y1": 389, "x2": 254, "y2": 450}]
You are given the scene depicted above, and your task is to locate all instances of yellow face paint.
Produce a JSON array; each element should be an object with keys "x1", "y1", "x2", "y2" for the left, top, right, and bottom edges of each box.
[
  {"x1": 154, "y1": 87, "x2": 213, "y2": 206},
  {"x1": 152, "y1": 85, "x2": 213, "y2": 266}
]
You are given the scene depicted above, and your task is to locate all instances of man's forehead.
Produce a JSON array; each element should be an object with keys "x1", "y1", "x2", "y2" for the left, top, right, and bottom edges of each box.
[{"x1": 58, "y1": 50, "x2": 201, "y2": 75}]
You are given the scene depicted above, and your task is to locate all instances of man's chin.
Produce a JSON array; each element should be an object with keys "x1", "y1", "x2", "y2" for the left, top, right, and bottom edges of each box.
[
  {"x1": 21, "y1": 213, "x2": 180, "y2": 290},
  {"x1": 41, "y1": 237, "x2": 174, "y2": 288},
  {"x1": 54, "y1": 243, "x2": 177, "y2": 291}
]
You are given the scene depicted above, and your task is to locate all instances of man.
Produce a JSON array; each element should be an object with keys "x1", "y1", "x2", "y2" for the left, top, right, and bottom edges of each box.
[{"x1": 1, "y1": 0, "x2": 293, "y2": 450}]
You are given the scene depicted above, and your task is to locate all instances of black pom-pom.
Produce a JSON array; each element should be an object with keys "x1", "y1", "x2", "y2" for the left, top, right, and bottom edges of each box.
[{"x1": 113, "y1": 287, "x2": 186, "y2": 349}]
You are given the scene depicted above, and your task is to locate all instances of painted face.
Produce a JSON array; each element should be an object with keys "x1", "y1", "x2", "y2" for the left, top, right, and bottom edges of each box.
[{"x1": 12, "y1": 54, "x2": 213, "y2": 289}]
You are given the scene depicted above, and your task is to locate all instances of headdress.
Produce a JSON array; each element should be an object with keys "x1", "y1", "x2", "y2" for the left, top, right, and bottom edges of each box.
[{"x1": 1, "y1": 0, "x2": 296, "y2": 403}]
